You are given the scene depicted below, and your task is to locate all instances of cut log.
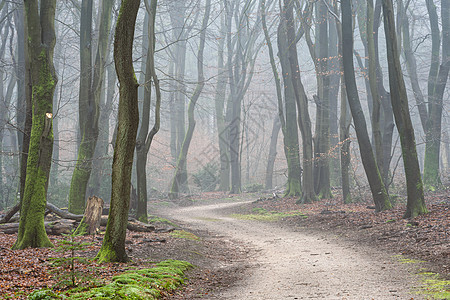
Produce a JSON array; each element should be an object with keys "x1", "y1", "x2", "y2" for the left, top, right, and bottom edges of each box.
[
  {"x1": 74, "y1": 196, "x2": 104, "y2": 235},
  {"x1": 0, "y1": 219, "x2": 76, "y2": 235}
]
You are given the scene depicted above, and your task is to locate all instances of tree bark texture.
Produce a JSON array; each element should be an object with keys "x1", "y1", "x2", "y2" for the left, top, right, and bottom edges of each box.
[
  {"x1": 342, "y1": 0, "x2": 391, "y2": 212},
  {"x1": 96, "y1": 0, "x2": 140, "y2": 263},
  {"x1": 381, "y1": 0, "x2": 427, "y2": 218},
  {"x1": 13, "y1": 0, "x2": 58, "y2": 249}
]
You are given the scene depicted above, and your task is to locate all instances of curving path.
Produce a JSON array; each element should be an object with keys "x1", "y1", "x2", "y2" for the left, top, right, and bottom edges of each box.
[{"x1": 157, "y1": 201, "x2": 422, "y2": 300}]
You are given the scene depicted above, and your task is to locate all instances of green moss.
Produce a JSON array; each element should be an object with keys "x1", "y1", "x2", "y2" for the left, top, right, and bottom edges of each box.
[
  {"x1": 415, "y1": 272, "x2": 450, "y2": 299},
  {"x1": 148, "y1": 215, "x2": 176, "y2": 227},
  {"x1": 231, "y1": 210, "x2": 307, "y2": 222},
  {"x1": 28, "y1": 260, "x2": 193, "y2": 299},
  {"x1": 169, "y1": 230, "x2": 200, "y2": 241}
]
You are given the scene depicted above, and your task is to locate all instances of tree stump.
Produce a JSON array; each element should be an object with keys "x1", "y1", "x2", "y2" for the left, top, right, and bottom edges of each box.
[{"x1": 74, "y1": 196, "x2": 104, "y2": 235}]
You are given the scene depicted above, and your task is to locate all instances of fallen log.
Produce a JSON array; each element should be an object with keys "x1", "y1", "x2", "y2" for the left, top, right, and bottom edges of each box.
[
  {"x1": 46, "y1": 203, "x2": 83, "y2": 221},
  {"x1": 0, "y1": 219, "x2": 76, "y2": 235},
  {"x1": 0, "y1": 203, "x2": 20, "y2": 224}
]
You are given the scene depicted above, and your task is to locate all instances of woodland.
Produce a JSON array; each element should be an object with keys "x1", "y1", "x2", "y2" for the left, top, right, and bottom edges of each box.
[{"x1": 0, "y1": 0, "x2": 449, "y2": 298}]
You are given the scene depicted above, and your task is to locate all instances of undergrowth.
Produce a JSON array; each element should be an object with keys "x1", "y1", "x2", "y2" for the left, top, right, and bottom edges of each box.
[{"x1": 27, "y1": 259, "x2": 193, "y2": 300}]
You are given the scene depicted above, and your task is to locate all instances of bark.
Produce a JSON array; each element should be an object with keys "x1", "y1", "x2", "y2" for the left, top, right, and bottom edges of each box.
[
  {"x1": 367, "y1": 0, "x2": 384, "y2": 179},
  {"x1": 284, "y1": 0, "x2": 315, "y2": 202},
  {"x1": 342, "y1": 0, "x2": 391, "y2": 212},
  {"x1": 277, "y1": 16, "x2": 302, "y2": 198},
  {"x1": 74, "y1": 196, "x2": 104, "y2": 235},
  {"x1": 13, "y1": 0, "x2": 58, "y2": 249},
  {"x1": 215, "y1": 4, "x2": 230, "y2": 191},
  {"x1": 381, "y1": 0, "x2": 427, "y2": 218},
  {"x1": 423, "y1": 0, "x2": 449, "y2": 190},
  {"x1": 313, "y1": 0, "x2": 331, "y2": 199},
  {"x1": 136, "y1": 0, "x2": 161, "y2": 222},
  {"x1": 169, "y1": 0, "x2": 211, "y2": 199},
  {"x1": 96, "y1": 0, "x2": 140, "y2": 263},
  {"x1": 265, "y1": 116, "x2": 281, "y2": 190},
  {"x1": 68, "y1": 0, "x2": 114, "y2": 214}
]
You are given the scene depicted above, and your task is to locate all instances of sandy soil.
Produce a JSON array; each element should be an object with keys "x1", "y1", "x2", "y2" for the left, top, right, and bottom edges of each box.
[{"x1": 156, "y1": 200, "x2": 423, "y2": 300}]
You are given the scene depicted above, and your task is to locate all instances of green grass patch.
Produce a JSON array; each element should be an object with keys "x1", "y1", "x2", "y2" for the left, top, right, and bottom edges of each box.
[
  {"x1": 148, "y1": 215, "x2": 177, "y2": 227},
  {"x1": 27, "y1": 260, "x2": 193, "y2": 300},
  {"x1": 169, "y1": 230, "x2": 200, "y2": 241},
  {"x1": 231, "y1": 208, "x2": 307, "y2": 222},
  {"x1": 415, "y1": 272, "x2": 450, "y2": 299}
]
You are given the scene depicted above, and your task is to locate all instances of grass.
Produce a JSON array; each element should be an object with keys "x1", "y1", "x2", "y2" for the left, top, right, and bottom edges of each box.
[
  {"x1": 231, "y1": 207, "x2": 307, "y2": 222},
  {"x1": 393, "y1": 254, "x2": 449, "y2": 299},
  {"x1": 169, "y1": 230, "x2": 200, "y2": 241}
]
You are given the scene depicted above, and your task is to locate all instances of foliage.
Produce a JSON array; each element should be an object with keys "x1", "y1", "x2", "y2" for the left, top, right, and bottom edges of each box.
[
  {"x1": 49, "y1": 231, "x2": 95, "y2": 287},
  {"x1": 192, "y1": 163, "x2": 218, "y2": 192},
  {"x1": 148, "y1": 215, "x2": 177, "y2": 228}
]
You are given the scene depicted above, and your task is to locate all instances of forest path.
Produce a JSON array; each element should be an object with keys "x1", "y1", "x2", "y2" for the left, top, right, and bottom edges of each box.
[{"x1": 156, "y1": 201, "x2": 422, "y2": 300}]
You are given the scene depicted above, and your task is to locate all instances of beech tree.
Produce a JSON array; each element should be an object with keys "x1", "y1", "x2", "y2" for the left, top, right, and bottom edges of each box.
[
  {"x1": 169, "y1": 0, "x2": 211, "y2": 199},
  {"x1": 68, "y1": 0, "x2": 114, "y2": 214},
  {"x1": 97, "y1": 0, "x2": 140, "y2": 263},
  {"x1": 381, "y1": 0, "x2": 427, "y2": 218},
  {"x1": 341, "y1": 0, "x2": 391, "y2": 212},
  {"x1": 13, "y1": 0, "x2": 58, "y2": 249}
]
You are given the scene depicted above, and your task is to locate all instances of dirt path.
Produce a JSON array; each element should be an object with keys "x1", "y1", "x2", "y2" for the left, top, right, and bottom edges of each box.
[{"x1": 157, "y1": 201, "x2": 422, "y2": 299}]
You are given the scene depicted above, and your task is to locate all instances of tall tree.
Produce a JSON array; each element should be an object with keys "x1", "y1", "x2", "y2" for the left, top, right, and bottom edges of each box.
[
  {"x1": 96, "y1": 0, "x2": 140, "y2": 263},
  {"x1": 313, "y1": 0, "x2": 332, "y2": 199},
  {"x1": 169, "y1": 0, "x2": 211, "y2": 199},
  {"x1": 422, "y1": 0, "x2": 449, "y2": 190},
  {"x1": 68, "y1": 0, "x2": 114, "y2": 214},
  {"x1": 135, "y1": 0, "x2": 161, "y2": 222},
  {"x1": 13, "y1": 0, "x2": 58, "y2": 249},
  {"x1": 381, "y1": 0, "x2": 427, "y2": 218},
  {"x1": 341, "y1": 0, "x2": 392, "y2": 212}
]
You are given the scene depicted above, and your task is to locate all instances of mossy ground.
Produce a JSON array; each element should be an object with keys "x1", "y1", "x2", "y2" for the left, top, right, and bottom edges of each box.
[
  {"x1": 231, "y1": 207, "x2": 307, "y2": 222},
  {"x1": 394, "y1": 255, "x2": 449, "y2": 299},
  {"x1": 169, "y1": 230, "x2": 200, "y2": 241},
  {"x1": 27, "y1": 259, "x2": 193, "y2": 300}
]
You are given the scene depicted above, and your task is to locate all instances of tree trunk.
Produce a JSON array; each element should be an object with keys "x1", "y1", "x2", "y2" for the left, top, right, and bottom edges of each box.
[
  {"x1": 313, "y1": 0, "x2": 331, "y2": 199},
  {"x1": 265, "y1": 116, "x2": 281, "y2": 190},
  {"x1": 381, "y1": 0, "x2": 427, "y2": 218},
  {"x1": 13, "y1": 0, "x2": 58, "y2": 249},
  {"x1": 215, "y1": 5, "x2": 230, "y2": 191},
  {"x1": 169, "y1": 0, "x2": 211, "y2": 199},
  {"x1": 68, "y1": 0, "x2": 114, "y2": 214},
  {"x1": 342, "y1": 0, "x2": 391, "y2": 212},
  {"x1": 423, "y1": 0, "x2": 449, "y2": 190},
  {"x1": 96, "y1": 0, "x2": 140, "y2": 263}
]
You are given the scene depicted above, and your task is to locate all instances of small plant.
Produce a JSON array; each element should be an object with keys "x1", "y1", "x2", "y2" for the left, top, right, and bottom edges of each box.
[{"x1": 49, "y1": 230, "x2": 95, "y2": 288}]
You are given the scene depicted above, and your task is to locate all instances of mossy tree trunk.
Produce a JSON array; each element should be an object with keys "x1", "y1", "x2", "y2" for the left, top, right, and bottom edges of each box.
[
  {"x1": 274, "y1": 0, "x2": 302, "y2": 198},
  {"x1": 68, "y1": 0, "x2": 114, "y2": 214},
  {"x1": 169, "y1": 0, "x2": 211, "y2": 200},
  {"x1": 381, "y1": 0, "x2": 427, "y2": 218},
  {"x1": 13, "y1": 0, "x2": 57, "y2": 250},
  {"x1": 283, "y1": 0, "x2": 316, "y2": 202},
  {"x1": 342, "y1": 0, "x2": 392, "y2": 212},
  {"x1": 96, "y1": 0, "x2": 140, "y2": 263},
  {"x1": 136, "y1": 0, "x2": 161, "y2": 222}
]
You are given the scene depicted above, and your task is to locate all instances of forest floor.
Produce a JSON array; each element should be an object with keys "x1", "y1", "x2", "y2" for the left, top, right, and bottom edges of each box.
[{"x1": 0, "y1": 191, "x2": 448, "y2": 299}]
